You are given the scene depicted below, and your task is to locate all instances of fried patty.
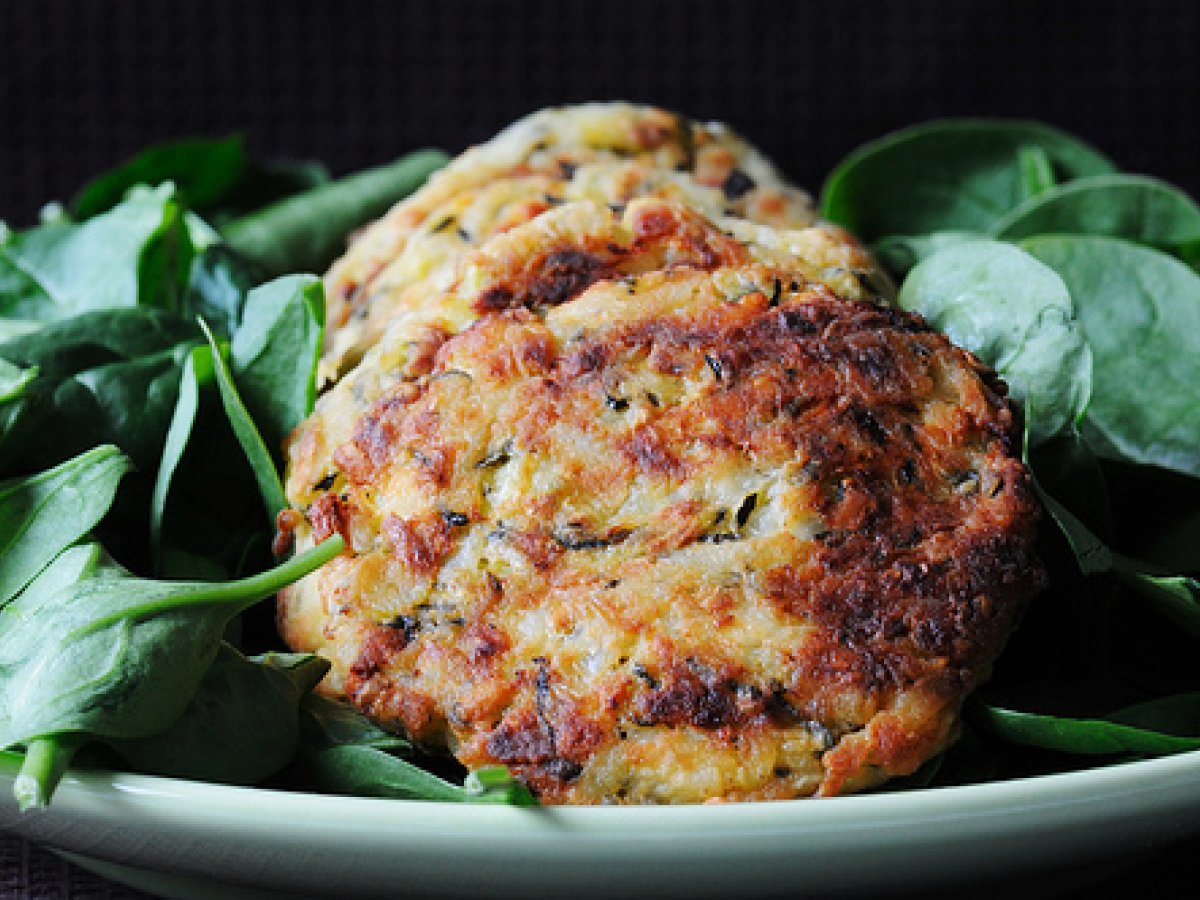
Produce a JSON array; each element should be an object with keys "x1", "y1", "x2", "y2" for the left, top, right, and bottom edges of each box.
[
  {"x1": 286, "y1": 196, "x2": 884, "y2": 520},
  {"x1": 278, "y1": 145, "x2": 1043, "y2": 802},
  {"x1": 321, "y1": 102, "x2": 838, "y2": 378}
]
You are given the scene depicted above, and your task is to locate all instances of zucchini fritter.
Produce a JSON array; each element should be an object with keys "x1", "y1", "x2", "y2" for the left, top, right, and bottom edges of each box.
[
  {"x1": 321, "y1": 102, "x2": 835, "y2": 378},
  {"x1": 279, "y1": 105, "x2": 1043, "y2": 804}
]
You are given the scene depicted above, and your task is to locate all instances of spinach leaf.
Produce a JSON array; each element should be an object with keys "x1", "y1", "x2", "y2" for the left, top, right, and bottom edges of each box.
[
  {"x1": 992, "y1": 175, "x2": 1200, "y2": 259},
  {"x1": 1113, "y1": 566, "x2": 1200, "y2": 638},
  {"x1": 0, "y1": 185, "x2": 193, "y2": 321},
  {"x1": 820, "y1": 120, "x2": 1116, "y2": 242},
  {"x1": 183, "y1": 211, "x2": 221, "y2": 252},
  {"x1": 301, "y1": 745, "x2": 536, "y2": 805},
  {"x1": 0, "y1": 309, "x2": 203, "y2": 572},
  {"x1": 199, "y1": 319, "x2": 287, "y2": 521},
  {"x1": 299, "y1": 693, "x2": 410, "y2": 752},
  {"x1": 0, "y1": 255, "x2": 43, "y2": 320},
  {"x1": 2, "y1": 534, "x2": 344, "y2": 808},
  {"x1": 1022, "y1": 235, "x2": 1200, "y2": 477},
  {"x1": 222, "y1": 149, "x2": 448, "y2": 278},
  {"x1": 0, "y1": 358, "x2": 36, "y2": 403},
  {"x1": 294, "y1": 694, "x2": 535, "y2": 805},
  {"x1": 69, "y1": 135, "x2": 337, "y2": 236},
  {"x1": 150, "y1": 345, "x2": 213, "y2": 571},
  {"x1": 205, "y1": 158, "x2": 331, "y2": 225},
  {"x1": 1034, "y1": 471, "x2": 1116, "y2": 576},
  {"x1": 1027, "y1": 427, "x2": 1113, "y2": 543},
  {"x1": 461, "y1": 767, "x2": 539, "y2": 805},
  {"x1": 181, "y1": 244, "x2": 255, "y2": 338},
  {"x1": 0, "y1": 307, "x2": 198, "y2": 375},
  {"x1": 897, "y1": 239, "x2": 1093, "y2": 444},
  {"x1": 1017, "y1": 145, "x2": 1058, "y2": 200},
  {"x1": 1032, "y1": 449, "x2": 1200, "y2": 635},
  {"x1": 47, "y1": 343, "x2": 196, "y2": 470},
  {"x1": 0, "y1": 343, "x2": 192, "y2": 479},
  {"x1": 148, "y1": 388, "x2": 277, "y2": 581},
  {"x1": 300, "y1": 744, "x2": 467, "y2": 802},
  {"x1": 871, "y1": 230, "x2": 983, "y2": 280},
  {"x1": 0, "y1": 321, "x2": 41, "y2": 342},
  {"x1": 973, "y1": 695, "x2": 1200, "y2": 755},
  {"x1": 0, "y1": 262, "x2": 279, "y2": 568},
  {"x1": 110, "y1": 645, "x2": 328, "y2": 785},
  {"x1": 5, "y1": 542, "x2": 107, "y2": 810},
  {"x1": 0, "y1": 446, "x2": 131, "y2": 606},
  {"x1": 7, "y1": 540, "x2": 107, "y2": 601},
  {"x1": 72, "y1": 136, "x2": 247, "y2": 220},
  {"x1": 230, "y1": 275, "x2": 325, "y2": 455}
]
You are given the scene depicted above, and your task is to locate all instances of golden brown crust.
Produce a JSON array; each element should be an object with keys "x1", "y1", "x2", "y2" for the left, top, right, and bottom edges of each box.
[
  {"x1": 319, "y1": 103, "x2": 832, "y2": 378},
  {"x1": 282, "y1": 212, "x2": 1043, "y2": 802},
  {"x1": 278, "y1": 106, "x2": 1039, "y2": 804}
]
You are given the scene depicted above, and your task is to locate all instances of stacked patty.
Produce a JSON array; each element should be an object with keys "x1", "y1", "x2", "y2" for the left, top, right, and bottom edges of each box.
[
  {"x1": 278, "y1": 104, "x2": 1044, "y2": 804},
  {"x1": 320, "y1": 102, "x2": 858, "y2": 378}
]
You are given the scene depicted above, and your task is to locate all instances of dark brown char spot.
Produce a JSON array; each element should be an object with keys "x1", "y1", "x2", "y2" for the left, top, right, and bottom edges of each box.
[
  {"x1": 485, "y1": 709, "x2": 595, "y2": 784},
  {"x1": 634, "y1": 665, "x2": 740, "y2": 729},
  {"x1": 529, "y1": 250, "x2": 607, "y2": 306},
  {"x1": 349, "y1": 626, "x2": 411, "y2": 682},
  {"x1": 308, "y1": 493, "x2": 351, "y2": 545},
  {"x1": 471, "y1": 251, "x2": 610, "y2": 314},
  {"x1": 487, "y1": 711, "x2": 555, "y2": 763},
  {"x1": 476, "y1": 286, "x2": 516, "y2": 311},
  {"x1": 382, "y1": 513, "x2": 454, "y2": 576}
]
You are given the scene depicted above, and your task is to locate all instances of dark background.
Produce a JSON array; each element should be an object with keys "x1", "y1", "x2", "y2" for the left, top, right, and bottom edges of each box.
[
  {"x1": 2, "y1": 0, "x2": 1199, "y2": 897},
  {"x1": 2, "y1": 0, "x2": 1199, "y2": 224}
]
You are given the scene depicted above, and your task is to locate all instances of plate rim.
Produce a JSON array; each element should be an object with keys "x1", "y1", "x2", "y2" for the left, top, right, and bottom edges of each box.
[
  {"x1": 4, "y1": 745, "x2": 1200, "y2": 830},
  {"x1": 6, "y1": 747, "x2": 1200, "y2": 899}
]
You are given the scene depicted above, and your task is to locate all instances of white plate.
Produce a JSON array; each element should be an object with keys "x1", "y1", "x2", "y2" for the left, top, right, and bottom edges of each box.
[{"x1": 4, "y1": 749, "x2": 1200, "y2": 899}]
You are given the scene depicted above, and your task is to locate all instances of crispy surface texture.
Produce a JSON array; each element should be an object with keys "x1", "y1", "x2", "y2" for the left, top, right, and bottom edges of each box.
[
  {"x1": 321, "y1": 102, "x2": 833, "y2": 378},
  {"x1": 279, "y1": 105, "x2": 1043, "y2": 805}
]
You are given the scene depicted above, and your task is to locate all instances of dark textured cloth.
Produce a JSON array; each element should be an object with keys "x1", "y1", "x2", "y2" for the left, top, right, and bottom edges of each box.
[
  {"x1": 1, "y1": 0, "x2": 1198, "y2": 224},
  {"x1": 3, "y1": 828, "x2": 1200, "y2": 898},
  {"x1": 2, "y1": 1, "x2": 1199, "y2": 896},
  {"x1": 1, "y1": 834, "x2": 149, "y2": 898}
]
